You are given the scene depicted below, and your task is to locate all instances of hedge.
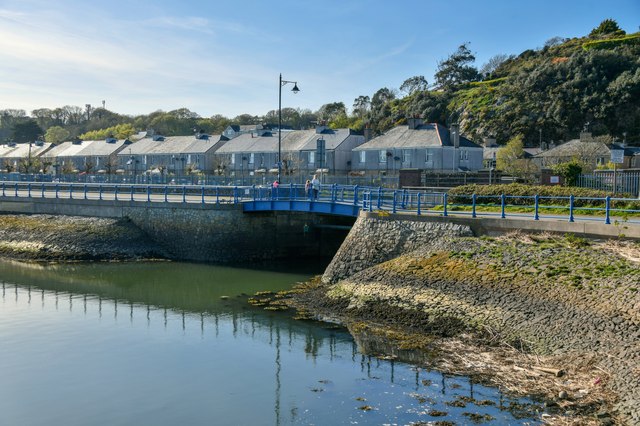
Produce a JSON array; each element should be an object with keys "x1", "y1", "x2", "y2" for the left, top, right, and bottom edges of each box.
[
  {"x1": 447, "y1": 184, "x2": 640, "y2": 209},
  {"x1": 582, "y1": 33, "x2": 640, "y2": 51}
]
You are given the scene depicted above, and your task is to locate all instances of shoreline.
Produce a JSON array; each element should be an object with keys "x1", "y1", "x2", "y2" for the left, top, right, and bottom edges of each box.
[{"x1": 274, "y1": 227, "x2": 639, "y2": 426}]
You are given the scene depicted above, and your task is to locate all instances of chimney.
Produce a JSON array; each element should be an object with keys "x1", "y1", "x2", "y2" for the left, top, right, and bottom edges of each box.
[
  {"x1": 450, "y1": 124, "x2": 460, "y2": 148},
  {"x1": 408, "y1": 117, "x2": 423, "y2": 130},
  {"x1": 364, "y1": 125, "x2": 372, "y2": 142},
  {"x1": 580, "y1": 132, "x2": 592, "y2": 142},
  {"x1": 483, "y1": 137, "x2": 497, "y2": 147},
  {"x1": 315, "y1": 124, "x2": 328, "y2": 134}
]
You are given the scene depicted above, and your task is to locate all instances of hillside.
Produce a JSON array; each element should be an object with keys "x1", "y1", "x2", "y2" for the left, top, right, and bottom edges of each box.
[{"x1": 439, "y1": 31, "x2": 640, "y2": 144}]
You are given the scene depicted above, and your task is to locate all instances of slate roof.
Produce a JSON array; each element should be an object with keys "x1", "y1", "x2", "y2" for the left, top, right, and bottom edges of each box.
[
  {"x1": 533, "y1": 139, "x2": 611, "y2": 158},
  {"x1": 43, "y1": 140, "x2": 124, "y2": 158},
  {"x1": 122, "y1": 135, "x2": 222, "y2": 155},
  {"x1": 0, "y1": 142, "x2": 52, "y2": 158},
  {"x1": 215, "y1": 129, "x2": 354, "y2": 154},
  {"x1": 353, "y1": 123, "x2": 480, "y2": 150}
]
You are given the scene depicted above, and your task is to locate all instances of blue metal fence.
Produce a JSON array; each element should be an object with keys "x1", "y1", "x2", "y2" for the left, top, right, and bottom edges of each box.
[{"x1": 1, "y1": 181, "x2": 639, "y2": 224}]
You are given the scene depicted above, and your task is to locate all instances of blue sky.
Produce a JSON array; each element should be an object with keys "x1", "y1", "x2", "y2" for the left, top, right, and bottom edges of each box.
[{"x1": 0, "y1": 0, "x2": 638, "y2": 119}]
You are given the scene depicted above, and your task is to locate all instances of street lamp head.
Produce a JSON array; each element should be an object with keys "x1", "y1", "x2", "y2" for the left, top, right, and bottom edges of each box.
[{"x1": 291, "y1": 83, "x2": 300, "y2": 94}]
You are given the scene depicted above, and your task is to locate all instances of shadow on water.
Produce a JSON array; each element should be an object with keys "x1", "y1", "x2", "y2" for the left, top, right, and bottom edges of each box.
[{"x1": 0, "y1": 259, "x2": 546, "y2": 425}]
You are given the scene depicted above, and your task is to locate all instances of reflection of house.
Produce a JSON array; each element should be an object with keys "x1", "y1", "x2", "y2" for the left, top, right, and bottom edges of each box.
[
  {"x1": 213, "y1": 126, "x2": 364, "y2": 177},
  {"x1": 0, "y1": 141, "x2": 53, "y2": 171},
  {"x1": 42, "y1": 139, "x2": 127, "y2": 173},
  {"x1": 116, "y1": 133, "x2": 227, "y2": 175},
  {"x1": 531, "y1": 133, "x2": 633, "y2": 170},
  {"x1": 352, "y1": 119, "x2": 483, "y2": 175}
]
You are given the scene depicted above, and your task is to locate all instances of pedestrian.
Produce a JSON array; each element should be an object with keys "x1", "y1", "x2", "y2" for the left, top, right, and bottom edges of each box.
[
  {"x1": 304, "y1": 179, "x2": 311, "y2": 199},
  {"x1": 311, "y1": 174, "x2": 320, "y2": 200},
  {"x1": 272, "y1": 180, "x2": 279, "y2": 188}
]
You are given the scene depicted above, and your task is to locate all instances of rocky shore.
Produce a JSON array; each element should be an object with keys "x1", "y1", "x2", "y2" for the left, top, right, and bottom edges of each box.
[
  {"x1": 0, "y1": 214, "x2": 167, "y2": 262},
  {"x1": 283, "y1": 215, "x2": 640, "y2": 425}
]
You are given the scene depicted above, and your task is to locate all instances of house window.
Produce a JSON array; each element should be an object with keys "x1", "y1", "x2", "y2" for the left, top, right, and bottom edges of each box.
[
  {"x1": 309, "y1": 151, "x2": 315, "y2": 164},
  {"x1": 402, "y1": 150, "x2": 411, "y2": 163},
  {"x1": 379, "y1": 150, "x2": 387, "y2": 163},
  {"x1": 249, "y1": 153, "x2": 254, "y2": 164},
  {"x1": 425, "y1": 150, "x2": 433, "y2": 162},
  {"x1": 359, "y1": 151, "x2": 366, "y2": 163}
]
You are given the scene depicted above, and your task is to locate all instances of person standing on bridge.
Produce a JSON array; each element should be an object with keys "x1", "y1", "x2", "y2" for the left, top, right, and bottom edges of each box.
[
  {"x1": 305, "y1": 180, "x2": 311, "y2": 199},
  {"x1": 311, "y1": 175, "x2": 320, "y2": 200}
]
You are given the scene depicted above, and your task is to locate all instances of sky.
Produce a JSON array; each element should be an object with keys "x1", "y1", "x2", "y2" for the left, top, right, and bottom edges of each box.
[{"x1": 0, "y1": 0, "x2": 638, "y2": 119}]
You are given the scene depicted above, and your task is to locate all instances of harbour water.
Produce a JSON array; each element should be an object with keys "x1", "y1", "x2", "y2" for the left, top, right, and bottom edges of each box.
[{"x1": 0, "y1": 260, "x2": 543, "y2": 425}]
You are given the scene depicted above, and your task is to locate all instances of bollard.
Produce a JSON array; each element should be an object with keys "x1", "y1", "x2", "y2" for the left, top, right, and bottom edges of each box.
[
  {"x1": 443, "y1": 193, "x2": 448, "y2": 217},
  {"x1": 27, "y1": 183, "x2": 31, "y2": 198},
  {"x1": 569, "y1": 194, "x2": 574, "y2": 222},
  {"x1": 99, "y1": 185, "x2": 103, "y2": 201},
  {"x1": 201, "y1": 186, "x2": 205, "y2": 204},
  {"x1": 115, "y1": 185, "x2": 119, "y2": 201},
  {"x1": 392, "y1": 191, "x2": 397, "y2": 214},
  {"x1": 605, "y1": 196, "x2": 611, "y2": 225},
  {"x1": 417, "y1": 193, "x2": 422, "y2": 216},
  {"x1": 500, "y1": 194, "x2": 506, "y2": 219},
  {"x1": 164, "y1": 186, "x2": 168, "y2": 203},
  {"x1": 534, "y1": 194, "x2": 539, "y2": 220},
  {"x1": 181, "y1": 186, "x2": 186, "y2": 203},
  {"x1": 41, "y1": 183, "x2": 45, "y2": 198},
  {"x1": 472, "y1": 193, "x2": 477, "y2": 218}
]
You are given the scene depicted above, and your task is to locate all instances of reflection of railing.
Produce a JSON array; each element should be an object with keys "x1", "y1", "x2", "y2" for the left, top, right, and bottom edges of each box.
[{"x1": 1, "y1": 181, "x2": 639, "y2": 224}]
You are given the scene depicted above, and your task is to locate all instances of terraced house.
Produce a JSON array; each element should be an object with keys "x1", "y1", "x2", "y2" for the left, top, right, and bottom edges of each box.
[
  {"x1": 213, "y1": 125, "x2": 364, "y2": 179},
  {"x1": 351, "y1": 119, "x2": 483, "y2": 176}
]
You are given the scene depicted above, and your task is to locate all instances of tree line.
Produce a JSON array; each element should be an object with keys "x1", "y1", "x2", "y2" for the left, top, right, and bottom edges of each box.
[{"x1": 1, "y1": 19, "x2": 638, "y2": 148}]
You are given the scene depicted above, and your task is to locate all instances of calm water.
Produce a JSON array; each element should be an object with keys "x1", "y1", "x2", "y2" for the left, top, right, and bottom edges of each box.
[{"x1": 0, "y1": 260, "x2": 543, "y2": 425}]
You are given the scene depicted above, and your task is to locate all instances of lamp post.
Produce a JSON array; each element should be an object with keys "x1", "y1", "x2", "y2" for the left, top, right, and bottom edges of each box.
[{"x1": 278, "y1": 73, "x2": 300, "y2": 183}]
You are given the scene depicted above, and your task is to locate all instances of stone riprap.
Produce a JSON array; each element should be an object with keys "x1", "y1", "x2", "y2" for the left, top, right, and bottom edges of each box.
[
  {"x1": 297, "y1": 215, "x2": 640, "y2": 424},
  {"x1": 322, "y1": 213, "x2": 474, "y2": 284}
]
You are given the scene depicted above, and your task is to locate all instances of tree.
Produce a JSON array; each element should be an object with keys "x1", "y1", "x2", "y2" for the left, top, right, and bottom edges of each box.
[
  {"x1": 352, "y1": 95, "x2": 370, "y2": 118},
  {"x1": 78, "y1": 123, "x2": 135, "y2": 140},
  {"x1": 480, "y1": 54, "x2": 512, "y2": 78},
  {"x1": 589, "y1": 19, "x2": 624, "y2": 38},
  {"x1": 400, "y1": 76, "x2": 428, "y2": 96},
  {"x1": 434, "y1": 43, "x2": 480, "y2": 90},
  {"x1": 543, "y1": 36, "x2": 567, "y2": 49},
  {"x1": 12, "y1": 120, "x2": 43, "y2": 143},
  {"x1": 552, "y1": 159, "x2": 583, "y2": 186},
  {"x1": 45, "y1": 126, "x2": 70, "y2": 144},
  {"x1": 371, "y1": 88, "x2": 396, "y2": 109},
  {"x1": 317, "y1": 102, "x2": 347, "y2": 123},
  {"x1": 496, "y1": 135, "x2": 538, "y2": 181}
]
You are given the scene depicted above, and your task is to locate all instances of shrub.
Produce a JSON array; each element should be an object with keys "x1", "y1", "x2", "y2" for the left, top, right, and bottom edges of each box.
[{"x1": 447, "y1": 183, "x2": 639, "y2": 209}]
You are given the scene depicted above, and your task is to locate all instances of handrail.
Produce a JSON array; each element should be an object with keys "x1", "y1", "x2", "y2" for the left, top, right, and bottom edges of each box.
[{"x1": 0, "y1": 181, "x2": 638, "y2": 224}]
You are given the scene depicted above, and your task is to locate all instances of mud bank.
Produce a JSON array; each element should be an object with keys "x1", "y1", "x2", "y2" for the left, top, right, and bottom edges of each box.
[
  {"x1": 0, "y1": 214, "x2": 167, "y2": 262},
  {"x1": 286, "y1": 215, "x2": 640, "y2": 425}
]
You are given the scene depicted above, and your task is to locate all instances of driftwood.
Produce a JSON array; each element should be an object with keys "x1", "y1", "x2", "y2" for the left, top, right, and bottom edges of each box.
[{"x1": 531, "y1": 366, "x2": 565, "y2": 377}]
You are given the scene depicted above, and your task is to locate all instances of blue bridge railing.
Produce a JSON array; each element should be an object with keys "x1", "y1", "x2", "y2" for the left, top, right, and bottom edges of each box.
[{"x1": 0, "y1": 181, "x2": 639, "y2": 224}]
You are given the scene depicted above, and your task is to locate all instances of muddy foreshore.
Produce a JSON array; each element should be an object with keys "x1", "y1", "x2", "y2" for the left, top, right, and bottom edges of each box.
[
  {"x1": 0, "y1": 214, "x2": 168, "y2": 262},
  {"x1": 279, "y1": 228, "x2": 640, "y2": 426}
]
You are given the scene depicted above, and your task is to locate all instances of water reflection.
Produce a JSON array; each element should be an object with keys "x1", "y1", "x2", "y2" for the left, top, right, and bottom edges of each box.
[{"x1": 0, "y1": 261, "x2": 543, "y2": 425}]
